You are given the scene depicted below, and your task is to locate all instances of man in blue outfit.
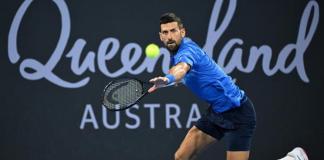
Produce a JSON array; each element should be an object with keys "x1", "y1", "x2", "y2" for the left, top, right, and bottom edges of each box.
[{"x1": 148, "y1": 13, "x2": 256, "y2": 160}]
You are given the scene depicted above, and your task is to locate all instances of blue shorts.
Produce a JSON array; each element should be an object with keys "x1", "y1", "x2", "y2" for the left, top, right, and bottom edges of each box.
[{"x1": 195, "y1": 96, "x2": 256, "y2": 151}]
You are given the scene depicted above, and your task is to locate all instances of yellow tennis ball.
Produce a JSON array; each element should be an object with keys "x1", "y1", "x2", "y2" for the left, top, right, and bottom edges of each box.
[{"x1": 145, "y1": 43, "x2": 160, "y2": 58}]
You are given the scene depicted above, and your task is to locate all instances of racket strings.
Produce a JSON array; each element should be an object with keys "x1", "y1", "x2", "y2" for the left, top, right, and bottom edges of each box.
[{"x1": 103, "y1": 79, "x2": 143, "y2": 110}]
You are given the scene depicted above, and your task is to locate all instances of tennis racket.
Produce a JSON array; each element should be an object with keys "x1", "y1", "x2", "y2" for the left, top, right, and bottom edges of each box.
[{"x1": 102, "y1": 77, "x2": 178, "y2": 111}]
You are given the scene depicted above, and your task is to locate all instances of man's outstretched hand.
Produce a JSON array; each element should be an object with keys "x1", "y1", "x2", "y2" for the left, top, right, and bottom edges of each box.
[{"x1": 148, "y1": 76, "x2": 169, "y2": 93}]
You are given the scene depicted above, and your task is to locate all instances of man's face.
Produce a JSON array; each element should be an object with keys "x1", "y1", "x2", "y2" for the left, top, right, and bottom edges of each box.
[{"x1": 159, "y1": 22, "x2": 186, "y2": 53}]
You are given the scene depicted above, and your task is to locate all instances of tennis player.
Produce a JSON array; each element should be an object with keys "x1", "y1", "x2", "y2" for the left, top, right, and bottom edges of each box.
[
  {"x1": 148, "y1": 13, "x2": 308, "y2": 160},
  {"x1": 149, "y1": 12, "x2": 309, "y2": 160},
  {"x1": 148, "y1": 12, "x2": 256, "y2": 160}
]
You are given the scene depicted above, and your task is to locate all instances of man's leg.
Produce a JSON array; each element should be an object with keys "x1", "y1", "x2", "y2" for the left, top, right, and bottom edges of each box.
[
  {"x1": 225, "y1": 129, "x2": 252, "y2": 160},
  {"x1": 174, "y1": 126, "x2": 216, "y2": 160},
  {"x1": 225, "y1": 97, "x2": 256, "y2": 160},
  {"x1": 227, "y1": 151, "x2": 250, "y2": 160}
]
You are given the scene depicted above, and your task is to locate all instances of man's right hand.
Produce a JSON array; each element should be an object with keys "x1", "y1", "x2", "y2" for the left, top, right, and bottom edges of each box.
[{"x1": 148, "y1": 76, "x2": 169, "y2": 93}]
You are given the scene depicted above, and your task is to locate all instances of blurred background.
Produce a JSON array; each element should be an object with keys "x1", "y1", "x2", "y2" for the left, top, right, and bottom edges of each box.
[{"x1": 0, "y1": 0, "x2": 323, "y2": 159}]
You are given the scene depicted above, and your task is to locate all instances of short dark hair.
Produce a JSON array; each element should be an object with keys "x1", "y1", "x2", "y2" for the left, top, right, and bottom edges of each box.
[{"x1": 160, "y1": 12, "x2": 184, "y2": 28}]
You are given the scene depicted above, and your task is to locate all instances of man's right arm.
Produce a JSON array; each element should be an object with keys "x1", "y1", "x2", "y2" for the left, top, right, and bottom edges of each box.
[{"x1": 148, "y1": 62, "x2": 190, "y2": 93}]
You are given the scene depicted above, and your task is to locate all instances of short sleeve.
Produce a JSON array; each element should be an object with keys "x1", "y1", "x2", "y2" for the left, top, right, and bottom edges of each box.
[{"x1": 174, "y1": 49, "x2": 196, "y2": 67}]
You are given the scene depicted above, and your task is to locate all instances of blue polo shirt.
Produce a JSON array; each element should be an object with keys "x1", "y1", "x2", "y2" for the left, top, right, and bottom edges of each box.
[{"x1": 172, "y1": 37, "x2": 245, "y2": 113}]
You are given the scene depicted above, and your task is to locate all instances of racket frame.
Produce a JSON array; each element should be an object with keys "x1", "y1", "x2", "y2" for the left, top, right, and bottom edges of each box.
[
  {"x1": 101, "y1": 78, "x2": 148, "y2": 111},
  {"x1": 101, "y1": 77, "x2": 179, "y2": 111}
]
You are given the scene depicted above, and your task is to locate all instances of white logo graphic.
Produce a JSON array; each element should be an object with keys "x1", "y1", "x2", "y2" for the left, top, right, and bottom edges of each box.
[{"x1": 8, "y1": 0, "x2": 319, "y2": 88}]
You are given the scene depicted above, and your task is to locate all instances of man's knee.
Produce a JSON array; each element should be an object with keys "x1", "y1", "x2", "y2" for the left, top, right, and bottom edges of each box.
[
  {"x1": 174, "y1": 150, "x2": 195, "y2": 160},
  {"x1": 226, "y1": 151, "x2": 250, "y2": 160},
  {"x1": 174, "y1": 126, "x2": 215, "y2": 160},
  {"x1": 188, "y1": 126, "x2": 200, "y2": 134},
  {"x1": 174, "y1": 151, "x2": 183, "y2": 160}
]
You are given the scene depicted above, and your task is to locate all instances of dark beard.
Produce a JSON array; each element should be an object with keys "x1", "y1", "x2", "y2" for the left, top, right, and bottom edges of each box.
[
  {"x1": 166, "y1": 46, "x2": 179, "y2": 54},
  {"x1": 165, "y1": 41, "x2": 179, "y2": 54}
]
